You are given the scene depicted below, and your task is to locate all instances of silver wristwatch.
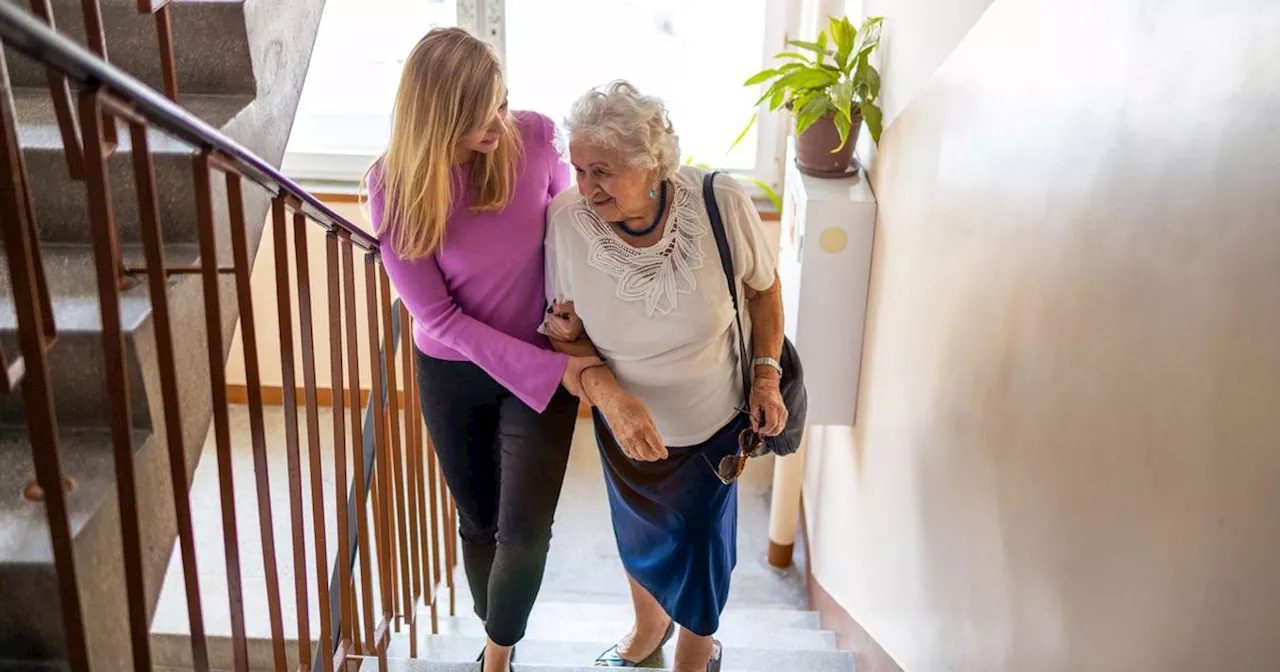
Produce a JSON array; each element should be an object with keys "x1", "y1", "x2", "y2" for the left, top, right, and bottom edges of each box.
[{"x1": 752, "y1": 356, "x2": 783, "y2": 377}]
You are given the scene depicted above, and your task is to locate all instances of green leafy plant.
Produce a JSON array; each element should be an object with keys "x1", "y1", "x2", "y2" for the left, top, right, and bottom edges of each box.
[{"x1": 737, "y1": 15, "x2": 885, "y2": 151}]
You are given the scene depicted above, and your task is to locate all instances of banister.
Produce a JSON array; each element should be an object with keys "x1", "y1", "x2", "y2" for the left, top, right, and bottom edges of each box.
[{"x1": 0, "y1": 1, "x2": 379, "y2": 251}]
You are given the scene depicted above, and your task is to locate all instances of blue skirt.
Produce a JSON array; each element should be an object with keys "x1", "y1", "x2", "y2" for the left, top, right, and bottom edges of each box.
[{"x1": 592, "y1": 410, "x2": 743, "y2": 636}]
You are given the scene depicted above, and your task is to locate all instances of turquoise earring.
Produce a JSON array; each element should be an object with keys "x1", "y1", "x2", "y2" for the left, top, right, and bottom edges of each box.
[{"x1": 648, "y1": 187, "x2": 658, "y2": 199}]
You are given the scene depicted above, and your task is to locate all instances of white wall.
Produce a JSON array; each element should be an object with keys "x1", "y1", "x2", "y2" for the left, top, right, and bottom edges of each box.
[
  {"x1": 845, "y1": 0, "x2": 996, "y2": 125},
  {"x1": 803, "y1": 0, "x2": 1280, "y2": 669}
]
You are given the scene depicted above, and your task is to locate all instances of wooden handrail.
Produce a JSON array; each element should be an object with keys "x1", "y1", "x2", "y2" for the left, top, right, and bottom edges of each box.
[{"x1": 0, "y1": 2, "x2": 379, "y2": 251}]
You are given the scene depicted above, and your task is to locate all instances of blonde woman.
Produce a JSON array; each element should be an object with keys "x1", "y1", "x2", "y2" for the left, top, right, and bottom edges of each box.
[
  {"x1": 367, "y1": 27, "x2": 601, "y2": 672},
  {"x1": 543, "y1": 82, "x2": 787, "y2": 672}
]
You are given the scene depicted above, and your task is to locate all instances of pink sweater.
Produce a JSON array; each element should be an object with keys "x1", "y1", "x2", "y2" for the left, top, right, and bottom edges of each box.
[{"x1": 373, "y1": 111, "x2": 570, "y2": 412}]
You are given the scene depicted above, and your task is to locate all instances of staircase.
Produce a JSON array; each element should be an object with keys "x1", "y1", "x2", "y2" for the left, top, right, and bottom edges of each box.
[
  {"x1": 149, "y1": 587, "x2": 852, "y2": 671},
  {"x1": 140, "y1": 406, "x2": 855, "y2": 672},
  {"x1": 0, "y1": 0, "x2": 324, "y2": 669},
  {"x1": 368, "y1": 594, "x2": 854, "y2": 672},
  {"x1": 146, "y1": 527, "x2": 854, "y2": 672},
  {"x1": 0, "y1": 2, "x2": 858, "y2": 671}
]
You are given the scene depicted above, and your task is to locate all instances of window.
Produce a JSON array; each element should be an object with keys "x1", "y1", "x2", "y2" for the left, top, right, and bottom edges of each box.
[
  {"x1": 284, "y1": 0, "x2": 792, "y2": 194},
  {"x1": 282, "y1": 0, "x2": 457, "y2": 184}
]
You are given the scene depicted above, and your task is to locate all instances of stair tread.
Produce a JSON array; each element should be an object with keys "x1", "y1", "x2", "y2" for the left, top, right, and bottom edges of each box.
[
  {"x1": 395, "y1": 624, "x2": 835, "y2": 653},
  {"x1": 0, "y1": 242, "x2": 199, "y2": 333},
  {"x1": 0, "y1": 426, "x2": 151, "y2": 564},
  {"x1": 390, "y1": 634, "x2": 853, "y2": 672},
  {"x1": 4, "y1": 0, "x2": 256, "y2": 95},
  {"x1": 431, "y1": 600, "x2": 823, "y2": 643},
  {"x1": 370, "y1": 663, "x2": 820, "y2": 672},
  {"x1": 12, "y1": 86, "x2": 254, "y2": 154}
]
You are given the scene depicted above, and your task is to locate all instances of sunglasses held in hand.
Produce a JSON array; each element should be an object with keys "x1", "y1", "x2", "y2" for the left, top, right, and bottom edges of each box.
[{"x1": 702, "y1": 421, "x2": 768, "y2": 485}]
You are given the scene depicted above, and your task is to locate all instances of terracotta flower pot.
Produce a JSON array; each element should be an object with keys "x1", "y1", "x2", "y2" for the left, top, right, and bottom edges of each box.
[{"x1": 794, "y1": 109, "x2": 862, "y2": 178}]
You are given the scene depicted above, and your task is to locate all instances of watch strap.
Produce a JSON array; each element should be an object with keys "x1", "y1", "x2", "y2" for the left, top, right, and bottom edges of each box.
[{"x1": 753, "y1": 356, "x2": 783, "y2": 377}]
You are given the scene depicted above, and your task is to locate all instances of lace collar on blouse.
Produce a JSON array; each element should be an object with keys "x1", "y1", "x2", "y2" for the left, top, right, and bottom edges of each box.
[{"x1": 570, "y1": 181, "x2": 709, "y2": 317}]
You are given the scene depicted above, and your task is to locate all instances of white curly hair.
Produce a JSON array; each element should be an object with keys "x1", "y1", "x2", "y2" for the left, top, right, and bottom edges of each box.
[{"x1": 565, "y1": 80, "x2": 681, "y2": 180}]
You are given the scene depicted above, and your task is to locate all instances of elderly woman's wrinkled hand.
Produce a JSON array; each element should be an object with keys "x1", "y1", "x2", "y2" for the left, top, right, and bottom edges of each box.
[
  {"x1": 598, "y1": 388, "x2": 668, "y2": 462},
  {"x1": 545, "y1": 301, "x2": 585, "y2": 342},
  {"x1": 749, "y1": 377, "x2": 788, "y2": 437}
]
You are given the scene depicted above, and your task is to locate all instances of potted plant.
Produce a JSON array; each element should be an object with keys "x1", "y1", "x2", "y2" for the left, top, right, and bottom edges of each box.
[{"x1": 739, "y1": 16, "x2": 884, "y2": 177}]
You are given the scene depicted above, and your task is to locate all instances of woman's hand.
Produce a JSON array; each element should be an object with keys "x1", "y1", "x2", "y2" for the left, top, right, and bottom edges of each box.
[
  {"x1": 595, "y1": 384, "x2": 667, "y2": 462},
  {"x1": 749, "y1": 376, "x2": 788, "y2": 437},
  {"x1": 561, "y1": 355, "x2": 604, "y2": 399},
  {"x1": 545, "y1": 301, "x2": 585, "y2": 342}
]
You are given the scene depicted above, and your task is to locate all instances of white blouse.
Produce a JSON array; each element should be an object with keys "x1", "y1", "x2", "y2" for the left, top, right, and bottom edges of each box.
[{"x1": 544, "y1": 166, "x2": 778, "y2": 446}]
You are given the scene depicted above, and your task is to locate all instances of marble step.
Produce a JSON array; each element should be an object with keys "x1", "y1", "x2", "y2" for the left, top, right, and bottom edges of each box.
[
  {"x1": 386, "y1": 634, "x2": 854, "y2": 672},
  {"x1": 420, "y1": 600, "x2": 830, "y2": 651}
]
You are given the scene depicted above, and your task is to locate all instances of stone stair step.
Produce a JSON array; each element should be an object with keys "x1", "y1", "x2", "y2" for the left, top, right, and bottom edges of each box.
[
  {"x1": 0, "y1": 426, "x2": 188, "y2": 668},
  {"x1": 368, "y1": 662, "x2": 836, "y2": 672},
  {"x1": 423, "y1": 601, "x2": 830, "y2": 651},
  {"x1": 2, "y1": 0, "x2": 256, "y2": 95},
  {"x1": 387, "y1": 635, "x2": 854, "y2": 672},
  {"x1": 0, "y1": 0, "x2": 326, "y2": 667},
  {"x1": 13, "y1": 85, "x2": 253, "y2": 150},
  {"x1": 11, "y1": 86, "x2": 254, "y2": 246},
  {"x1": 0, "y1": 242, "x2": 208, "y2": 432}
]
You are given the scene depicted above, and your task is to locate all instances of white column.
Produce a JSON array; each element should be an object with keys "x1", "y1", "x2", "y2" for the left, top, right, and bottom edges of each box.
[{"x1": 767, "y1": 431, "x2": 808, "y2": 568}]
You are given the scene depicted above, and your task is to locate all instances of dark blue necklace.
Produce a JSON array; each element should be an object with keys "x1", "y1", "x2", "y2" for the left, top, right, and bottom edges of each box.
[{"x1": 614, "y1": 181, "x2": 668, "y2": 238}]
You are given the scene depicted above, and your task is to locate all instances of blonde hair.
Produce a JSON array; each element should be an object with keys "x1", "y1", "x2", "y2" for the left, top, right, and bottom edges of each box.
[
  {"x1": 565, "y1": 80, "x2": 680, "y2": 180},
  {"x1": 363, "y1": 27, "x2": 522, "y2": 260}
]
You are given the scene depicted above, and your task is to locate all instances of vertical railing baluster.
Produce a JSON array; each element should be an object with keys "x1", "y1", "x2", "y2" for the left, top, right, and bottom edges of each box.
[
  {"x1": 382, "y1": 270, "x2": 413, "y2": 637},
  {"x1": 77, "y1": 88, "x2": 152, "y2": 672},
  {"x1": 223, "y1": 166, "x2": 288, "y2": 671},
  {"x1": 270, "y1": 196, "x2": 311, "y2": 670},
  {"x1": 362, "y1": 253, "x2": 393, "y2": 620},
  {"x1": 400, "y1": 304, "x2": 425, "y2": 649},
  {"x1": 406, "y1": 308, "x2": 437, "y2": 635},
  {"x1": 295, "y1": 212, "x2": 334, "y2": 672},
  {"x1": 425, "y1": 419, "x2": 443, "y2": 608},
  {"x1": 77, "y1": 1, "x2": 118, "y2": 146},
  {"x1": 325, "y1": 230, "x2": 354, "y2": 660},
  {"x1": 350, "y1": 580, "x2": 363, "y2": 654},
  {"x1": 427, "y1": 430, "x2": 442, "y2": 629},
  {"x1": 340, "y1": 231, "x2": 376, "y2": 649},
  {"x1": 0, "y1": 49, "x2": 89, "y2": 672},
  {"x1": 150, "y1": 1, "x2": 180, "y2": 101},
  {"x1": 27, "y1": 0, "x2": 84, "y2": 180},
  {"x1": 447, "y1": 495, "x2": 458, "y2": 615},
  {"x1": 79, "y1": 0, "x2": 107, "y2": 58},
  {"x1": 192, "y1": 151, "x2": 250, "y2": 672},
  {"x1": 127, "y1": 111, "x2": 209, "y2": 672}
]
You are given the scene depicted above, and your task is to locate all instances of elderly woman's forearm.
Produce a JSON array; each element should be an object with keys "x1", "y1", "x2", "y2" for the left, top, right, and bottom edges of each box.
[
  {"x1": 550, "y1": 336, "x2": 622, "y2": 406},
  {"x1": 747, "y1": 275, "x2": 785, "y2": 374}
]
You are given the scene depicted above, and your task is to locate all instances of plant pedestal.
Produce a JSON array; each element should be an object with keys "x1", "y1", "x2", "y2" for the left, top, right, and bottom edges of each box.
[{"x1": 766, "y1": 139, "x2": 877, "y2": 567}]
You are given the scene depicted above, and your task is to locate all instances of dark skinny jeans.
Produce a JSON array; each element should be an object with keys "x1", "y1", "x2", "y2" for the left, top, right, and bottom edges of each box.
[{"x1": 415, "y1": 350, "x2": 577, "y2": 646}]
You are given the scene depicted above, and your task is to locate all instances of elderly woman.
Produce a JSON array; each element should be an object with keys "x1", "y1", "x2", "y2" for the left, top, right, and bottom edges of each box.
[{"x1": 541, "y1": 81, "x2": 788, "y2": 672}]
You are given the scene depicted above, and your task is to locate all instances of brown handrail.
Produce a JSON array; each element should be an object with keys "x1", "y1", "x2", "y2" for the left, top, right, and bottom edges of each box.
[
  {"x1": 1, "y1": 3, "x2": 458, "y2": 670},
  {"x1": 0, "y1": 46, "x2": 88, "y2": 672},
  {"x1": 0, "y1": 2, "x2": 379, "y2": 250}
]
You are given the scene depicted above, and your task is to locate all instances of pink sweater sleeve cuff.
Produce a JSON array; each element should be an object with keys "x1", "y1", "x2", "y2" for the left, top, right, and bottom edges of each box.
[{"x1": 511, "y1": 349, "x2": 570, "y2": 412}]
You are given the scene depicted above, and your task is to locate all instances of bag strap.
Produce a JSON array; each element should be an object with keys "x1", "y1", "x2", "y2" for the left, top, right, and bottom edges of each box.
[{"x1": 702, "y1": 171, "x2": 753, "y2": 408}]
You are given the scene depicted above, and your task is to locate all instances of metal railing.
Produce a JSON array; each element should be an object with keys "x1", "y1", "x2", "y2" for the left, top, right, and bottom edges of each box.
[{"x1": 0, "y1": 2, "x2": 456, "y2": 670}]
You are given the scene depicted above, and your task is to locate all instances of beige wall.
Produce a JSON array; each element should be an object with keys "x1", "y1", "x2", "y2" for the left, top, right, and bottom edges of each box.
[
  {"x1": 804, "y1": 0, "x2": 1280, "y2": 670},
  {"x1": 846, "y1": 0, "x2": 995, "y2": 126},
  {"x1": 225, "y1": 201, "x2": 400, "y2": 394}
]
